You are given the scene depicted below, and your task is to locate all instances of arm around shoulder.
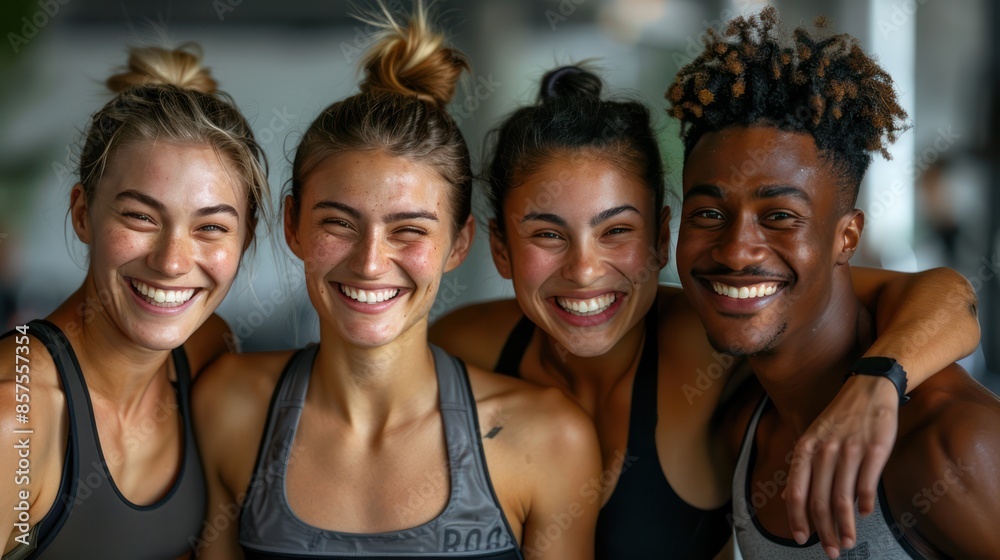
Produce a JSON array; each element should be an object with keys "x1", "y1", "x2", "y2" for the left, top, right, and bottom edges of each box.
[{"x1": 429, "y1": 299, "x2": 523, "y2": 371}]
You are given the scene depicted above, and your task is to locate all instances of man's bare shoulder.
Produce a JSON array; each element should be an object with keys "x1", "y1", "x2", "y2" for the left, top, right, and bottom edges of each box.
[
  {"x1": 886, "y1": 364, "x2": 1000, "y2": 558},
  {"x1": 430, "y1": 299, "x2": 525, "y2": 370}
]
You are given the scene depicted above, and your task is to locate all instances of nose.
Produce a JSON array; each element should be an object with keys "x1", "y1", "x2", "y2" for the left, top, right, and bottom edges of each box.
[
  {"x1": 709, "y1": 212, "x2": 768, "y2": 271},
  {"x1": 350, "y1": 229, "x2": 392, "y2": 278},
  {"x1": 148, "y1": 229, "x2": 194, "y2": 277},
  {"x1": 562, "y1": 238, "x2": 606, "y2": 286}
]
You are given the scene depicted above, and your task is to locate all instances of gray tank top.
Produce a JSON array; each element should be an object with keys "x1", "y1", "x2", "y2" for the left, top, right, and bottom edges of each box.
[
  {"x1": 1, "y1": 319, "x2": 205, "y2": 559},
  {"x1": 732, "y1": 397, "x2": 926, "y2": 559},
  {"x1": 238, "y1": 344, "x2": 523, "y2": 559}
]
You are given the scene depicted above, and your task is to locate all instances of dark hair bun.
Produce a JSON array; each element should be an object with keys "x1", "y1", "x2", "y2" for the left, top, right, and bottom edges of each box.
[{"x1": 539, "y1": 66, "x2": 603, "y2": 101}]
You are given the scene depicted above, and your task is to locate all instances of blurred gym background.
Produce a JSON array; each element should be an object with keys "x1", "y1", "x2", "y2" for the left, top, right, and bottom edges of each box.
[{"x1": 1, "y1": 0, "x2": 997, "y2": 391}]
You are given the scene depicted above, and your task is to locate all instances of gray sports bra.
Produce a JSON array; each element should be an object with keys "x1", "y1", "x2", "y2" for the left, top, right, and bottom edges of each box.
[
  {"x1": 1, "y1": 319, "x2": 205, "y2": 559},
  {"x1": 238, "y1": 344, "x2": 523, "y2": 559}
]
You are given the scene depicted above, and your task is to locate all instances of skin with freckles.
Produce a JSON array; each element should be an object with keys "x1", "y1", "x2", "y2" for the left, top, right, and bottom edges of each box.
[
  {"x1": 682, "y1": 126, "x2": 1000, "y2": 559},
  {"x1": 0, "y1": 141, "x2": 248, "y2": 558},
  {"x1": 195, "y1": 149, "x2": 602, "y2": 560}
]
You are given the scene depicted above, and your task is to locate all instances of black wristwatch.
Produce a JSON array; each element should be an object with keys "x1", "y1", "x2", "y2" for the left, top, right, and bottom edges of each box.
[{"x1": 845, "y1": 357, "x2": 910, "y2": 405}]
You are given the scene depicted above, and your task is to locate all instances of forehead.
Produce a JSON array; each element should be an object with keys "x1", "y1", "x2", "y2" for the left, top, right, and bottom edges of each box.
[
  {"x1": 304, "y1": 150, "x2": 449, "y2": 205},
  {"x1": 509, "y1": 152, "x2": 654, "y2": 215},
  {"x1": 100, "y1": 141, "x2": 245, "y2": 208},
  {"x1": 682, "y1": 126, "x2": 837, "y2": 202}
]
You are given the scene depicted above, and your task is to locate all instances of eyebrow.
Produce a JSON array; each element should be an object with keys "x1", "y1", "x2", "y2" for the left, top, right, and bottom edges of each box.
[
  {"x1": 590, "y1": 205, "x2": 640, "y2": 227},
  {"x1": 117, "y1": 190, "x2": 239, "y2": 219},
  {"x1": 755, "y1": 184, "x2": 812, "y2": 204},
  {"x1": 684, "y1": 183, "x2": 812, "y2": 204},
  {"x1": 313, "y1": 201, "x2": 438, "y2": 223},
  {"x1": 684, "y1": 184, "x2": 724, "y2": 200},
  {"x1": 521, "y1": 213, "x2": 567, "y2": 227}
]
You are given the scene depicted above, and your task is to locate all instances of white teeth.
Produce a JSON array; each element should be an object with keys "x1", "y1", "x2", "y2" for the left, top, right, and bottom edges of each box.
[
  {"x1": 130, "y1": 279, "x2": 196, "y2": 308},
  {"x1": 712, "y1": 281, "x2": 779, "y2": 300},
  {"x1": 340, "y1": 284, "x2": 399, "y2": 305},
  {"x1": 556, "y1": 293, "x2": 616, "y2": 316}
]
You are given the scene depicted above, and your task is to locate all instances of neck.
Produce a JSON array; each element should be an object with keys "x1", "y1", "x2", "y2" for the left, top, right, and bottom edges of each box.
[
  {"x1": 747, "y1": 270, "x2": 875, "y2": 437},
  {"x1": 537, "y1": 315, "x2": 647, "y2": 398},
  {"x1": 310, "y1": 319, "x2": 439, "y2": 437},
  {"x1": 50, "y1": 280, "x2": 174, "y2": 415}
]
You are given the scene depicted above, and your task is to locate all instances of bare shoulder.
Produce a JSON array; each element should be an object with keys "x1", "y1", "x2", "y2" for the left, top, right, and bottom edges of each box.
[
  {"x1": 192, "y1": 349, "x2": 295, "y2": 430},
  {"x1": 885, "y1": 364, "x2": 1000, "y2": 558},
  {"x1": 465, "y1": 363, "x2": 595, "y2": 455},
  {"x1": 182, "y1": 313, "x2": 234, "y2": 378},
  {"x1": 429, "y1": 299, "x2": 525, "y2": 371}
]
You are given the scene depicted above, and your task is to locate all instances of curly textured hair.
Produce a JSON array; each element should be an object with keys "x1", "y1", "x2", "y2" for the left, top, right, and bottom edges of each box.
[
  {"x1": 80, "y1": 43, "x2": 269, "y2": 247},
  {"x1": 666, "y1": 6, "x2": 909, "y2": 208},
  {"x1": 289, "y1": 1, "x2": 471, "y2": 234}
]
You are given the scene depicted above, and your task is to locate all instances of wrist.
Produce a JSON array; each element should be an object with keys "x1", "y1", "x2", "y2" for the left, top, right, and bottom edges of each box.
[{"x1": 844, "y1": 356, "x2": 910, "y2": 405}]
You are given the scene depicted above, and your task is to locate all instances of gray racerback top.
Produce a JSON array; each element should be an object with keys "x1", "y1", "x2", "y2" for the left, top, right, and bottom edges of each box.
[
  {"x1": 732, "y1": 396, "x2": 927, "y2": 559},
  {"x1": 238, "y1": 344, "x2": 523, "y2": 559},
  {"x1": 1, "y1": 319, "x2": 205, "y2": 559}
]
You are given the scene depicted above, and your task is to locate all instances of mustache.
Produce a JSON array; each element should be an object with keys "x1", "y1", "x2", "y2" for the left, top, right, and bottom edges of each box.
[{"x1": 694, "y1": 266, "x2": 794, "y2": 282}]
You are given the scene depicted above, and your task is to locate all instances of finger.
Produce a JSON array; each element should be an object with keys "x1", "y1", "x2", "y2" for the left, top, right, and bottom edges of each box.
[
  {"x1": 831, "y1": 438, "x2": 863, "y2": 550},
  {"x1": 855, "y1": 436, "x2": 893, "y2": 517},
  {"x1": 785, "y1": 436, "x2": 818, "y2": 545},
  {"x1": 809, "y1": 439, "x2": 842, "y2": 558}
]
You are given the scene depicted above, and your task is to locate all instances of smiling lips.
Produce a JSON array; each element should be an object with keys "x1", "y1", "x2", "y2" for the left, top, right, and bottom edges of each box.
[
  {"x1": 556, "y1": 293, "x2": 616, "y2": 316},
  {"x1": 131, "y1": 279, "x2": 197, "y2": 307},
  {"x1": 711, "y1": 281, "x2": 780, "y2": 299},
  {"x1": 339, "y1": 284, "x2": 400, "y2": 304}
]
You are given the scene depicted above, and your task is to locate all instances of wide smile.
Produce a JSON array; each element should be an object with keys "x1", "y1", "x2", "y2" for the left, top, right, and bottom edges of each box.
[
  {"x1": 127, "y1": 277, "x2": 201, "y2": 314},
  {"x1": 335, "y1": 282, "x2": 406, "y2": 313},
  {"x1": 699, "y1": 277, "x2": 786, "y2": 313},
  {"x1": 549, "y1": 291, "x2": 624, "y2": 327}
]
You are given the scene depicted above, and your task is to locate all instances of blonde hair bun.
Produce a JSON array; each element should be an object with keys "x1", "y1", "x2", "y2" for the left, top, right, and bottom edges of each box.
[
  {"x1": 358, "y1": 2, "x2": 469, "y2": 109},
  {"x1": 106, "y1": 43, "x2": 218, "y2": 94}
]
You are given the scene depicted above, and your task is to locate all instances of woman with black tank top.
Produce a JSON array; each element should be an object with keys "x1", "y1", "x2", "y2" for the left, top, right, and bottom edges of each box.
[
  {"x1": 193, "y1": 5, "x2": 602, "y2": 560},
  {"x1": 0, "y1": 45, "x2": 269, "y2": 558},
  {"x1": 429, "y1": 67, "x2": 981, "y2": 558}
]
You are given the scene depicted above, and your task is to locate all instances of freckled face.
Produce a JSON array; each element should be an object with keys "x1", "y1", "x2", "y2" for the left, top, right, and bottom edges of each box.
[
  {"x1": 677, "y1": 126, "x2": 856, "y2": 356},
  {"x1": 73, "y1": 141, "x2": 248, "y2": 351},
  {"x1": 286, "y1": 150, "x2": 471, "y2": 348},
  {"x1": 493, "y1": 153, "x2": 667, "y2": 358}
]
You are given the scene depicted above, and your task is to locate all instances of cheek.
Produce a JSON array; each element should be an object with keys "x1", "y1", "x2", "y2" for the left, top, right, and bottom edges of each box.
[
  {"x1": 509, "y1": 243, "x2": 562, "y2": 289},
  {"x1": 200, "y1": 242, "x2": 243, "y2": 285}
]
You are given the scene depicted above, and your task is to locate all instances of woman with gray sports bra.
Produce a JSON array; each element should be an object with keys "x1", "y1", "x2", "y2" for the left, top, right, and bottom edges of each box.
[
  {"x1": 0, "y1": 45, "x2": 269, "y2": 558},
  {"x1": 193, "y1": 4, "x2": 603, "y2": 560}
]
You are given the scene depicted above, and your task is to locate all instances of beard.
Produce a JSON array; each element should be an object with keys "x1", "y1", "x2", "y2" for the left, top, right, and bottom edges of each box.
[{"x1": 706, "y1": 320, "x2": 787, "y2": 357}]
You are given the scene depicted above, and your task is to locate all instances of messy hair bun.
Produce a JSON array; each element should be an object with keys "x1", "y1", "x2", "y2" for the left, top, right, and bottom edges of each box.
[
  {"x1": 539, "y1": 65, "x2": 603, "y2": 101},
  {"x1": 359, "y1": 4, "x2": 469, "y2": 109},
  {"x1": 78, "y1": 42, "x2": 269, "y2": 249},
  {"x1": 106, "y1": 44, "x2": 218, "y2": 95},
  {"x1": 290, "y1": 1, "x2": 473, "y2": 234}
]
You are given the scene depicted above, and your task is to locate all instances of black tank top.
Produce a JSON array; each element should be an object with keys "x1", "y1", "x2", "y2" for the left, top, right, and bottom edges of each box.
[
  {"x1": 1, "y1": 320, "x2": 205, "y2": 559},
  {"x1": 494, "y1": 308, "x2": 733, "y2": 559},
  {"x1": 238, "y1": 344, "x2": 523, "y2": 560}
]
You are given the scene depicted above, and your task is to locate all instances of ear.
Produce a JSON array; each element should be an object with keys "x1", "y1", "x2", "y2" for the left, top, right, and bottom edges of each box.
[
  {"x1": 488, "y1": 219, "x2": 513, "y2": 279},
  {"x1": 283, "y1": 195, "x2": 304, "y2": 259},
  {"x1": 445, "y1": 215, "x2": 476, "y2": 272},
  {"x1": 835, "y1": 209, "x2": 864, "y2": 265},
  {"x1": 657, "y1": 205, "x2": 672, "y2": 269},
  {"x1": 70, "y1": 183, "x2": 92, "y2": 245}
]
